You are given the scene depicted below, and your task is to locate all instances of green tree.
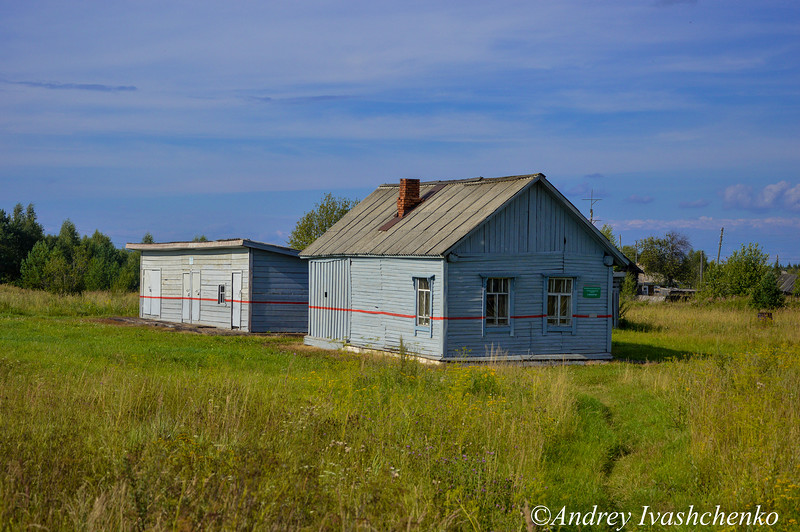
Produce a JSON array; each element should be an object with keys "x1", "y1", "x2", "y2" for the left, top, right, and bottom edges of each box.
[
  {"x1": 725, "y1": 243, "x2": 769, "y2": 296},
  {"x1": 142, "y1": 232, "x2": 155, "y2": 244},
  {"x1": 600, "y1": 224, "x2": 617, "y2": 247},
  {"x1": 82, "y1": 230, "x2": 123, "y2": 291},
  {"x1": 192, "y1": 235, "x2": 208, "y2": 242},
  {"x1": 0, "y1": 203, "x2": 44, "y2": 283},
  {"x1": 288, "y1": 193, "x2": 359, "y2": 250},
  {"x1": 698, "y1": 261, "x2": 728, "y2": 299},
  {"x1": 20, "y1": 240, "x2": 51, "y2": 290},
  {"x1": 687, "y1": 249, "x2": 709, "y2": 289},
  {"x1": 638, "y1": 232, "x2": 692, "y2": 287},
  {"x1": 749, "y1": 270, "x2": 785, "y2": 309}
]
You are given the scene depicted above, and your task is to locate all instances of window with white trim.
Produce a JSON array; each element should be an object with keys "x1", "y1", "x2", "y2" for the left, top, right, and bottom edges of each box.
[
  {"x1": 415, "y1": 277, "x2": 431, "y2": 327},
  {"x1": 485, "y1": 277, "x2": 510, "y2": 327},
  {"x1": 217, "y1": 284, "x2": 226, "y2": 304},
  {"x1": 547, "y1": 277, "x2": 573, "y2": 327}
]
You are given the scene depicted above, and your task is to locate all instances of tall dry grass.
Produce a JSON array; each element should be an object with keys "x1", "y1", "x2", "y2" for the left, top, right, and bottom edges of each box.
[
  {"x1": 0, "y1": 284, "x2": 138, "y2": 316},
  {"x1": 1, "y1": 296, "x2": 799, "y2": 529}
]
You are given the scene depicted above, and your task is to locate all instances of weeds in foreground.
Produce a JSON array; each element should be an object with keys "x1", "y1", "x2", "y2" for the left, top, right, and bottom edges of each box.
[{"x1": 0, "y1": 297, "x2": 799, "y2": 529}]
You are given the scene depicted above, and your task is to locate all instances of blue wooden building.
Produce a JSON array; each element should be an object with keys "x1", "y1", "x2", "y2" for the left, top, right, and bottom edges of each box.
[
  {"x1": 300, "y1": 174, "x2": 634, "y2": 362},
  {"x1": 127, "y1": 239, "x2": 307, "y2": 333}
]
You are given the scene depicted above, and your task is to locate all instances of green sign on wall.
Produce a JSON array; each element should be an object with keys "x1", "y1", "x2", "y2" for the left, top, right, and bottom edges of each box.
[{"x1": 583, "y1": 286, "x2": 602, "y2": 298}]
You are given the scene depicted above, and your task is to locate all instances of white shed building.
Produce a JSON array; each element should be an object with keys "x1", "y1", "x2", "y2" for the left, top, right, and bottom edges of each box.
[{"x1": 126, "y1": 239, "x2": 307, "y2": 333}]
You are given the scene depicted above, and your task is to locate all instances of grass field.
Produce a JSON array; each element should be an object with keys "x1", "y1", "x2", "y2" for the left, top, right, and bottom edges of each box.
[{"x1": 0, "y1": 286, "x2": 798, "y2": 530}]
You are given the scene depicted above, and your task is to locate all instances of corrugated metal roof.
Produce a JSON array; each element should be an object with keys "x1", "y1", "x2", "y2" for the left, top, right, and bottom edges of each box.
[
  {"x1": 301, "y1": 174, "x2": 538, "y2": 258},
  {"x1": 778, "y1": 273, "x2": 798, "y2": 294},
  {"x1": 126, "y1": 239, "x2": 300, "y2": 257},
  {"x1": 301, "y1": 173, "x2": 632, "y2": 268}
]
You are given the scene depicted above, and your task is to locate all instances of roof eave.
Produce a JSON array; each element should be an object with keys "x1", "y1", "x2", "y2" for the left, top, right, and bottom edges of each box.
[{"x1": 126, "y1": 239, "x2": 300, "y2": 257}]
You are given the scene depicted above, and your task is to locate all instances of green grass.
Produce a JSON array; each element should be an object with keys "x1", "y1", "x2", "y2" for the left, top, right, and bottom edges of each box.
[{"x1": 0, "y1": 288, "x2": 799, "y2": 530}]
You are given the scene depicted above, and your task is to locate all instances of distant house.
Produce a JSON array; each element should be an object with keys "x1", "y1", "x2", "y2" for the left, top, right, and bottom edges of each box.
[
  {"x1": 300, "y1": 174, "x2": 635, "y2": 363},
  {"x1": 777, "y1": 273, "x2": 798, "y2": 295},
  {"x1": 126, "y1": 239, "x2": 307, "y2": 333},
  {"x1": 635, "y1": 269, "x2": 660, "y2": 296}
]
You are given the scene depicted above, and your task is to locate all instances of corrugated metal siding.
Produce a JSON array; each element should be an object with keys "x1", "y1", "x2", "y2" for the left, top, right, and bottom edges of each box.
[
  {"x1": 139, "y1": 249, "x2": 251, "y2": 331},
  {"x1": 308, "y1": 258, "x2": 351, "y2": 341},
  {"x1": 250, "y1": 250, "x2": 308, "y2": 333},
  {"x1": 349, "y1": 257, "x2": 445, "y2": 358},
  {"x1": 445, "y1": 252, "x2": 612, "y2": 358}
]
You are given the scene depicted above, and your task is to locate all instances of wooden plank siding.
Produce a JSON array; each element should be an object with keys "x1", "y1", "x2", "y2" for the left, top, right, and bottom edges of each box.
[
  {"x1": 445, "y1": 254, "x2": 611, "y2": 358},
  {"x1": 349, "y1": 257, "x2": 445, "y2": 358},
  {"x1": 139, "y1": 249, "x2": 251, "y2": 330},
  {"x1": 250, "y1": 249, "x2": 308, "y2": 333},
  {"x1": 451, "y1": 183, "x2": 600, "y2": 256},
  {"x1": 445, "y1": 181, "x2": 614, "y2": 359}
]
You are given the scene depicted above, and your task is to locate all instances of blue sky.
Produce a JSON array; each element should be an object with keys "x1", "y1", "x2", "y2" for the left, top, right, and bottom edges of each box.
[{"x1": 1, "y1": 0, "x2": 799, "y2": 263}]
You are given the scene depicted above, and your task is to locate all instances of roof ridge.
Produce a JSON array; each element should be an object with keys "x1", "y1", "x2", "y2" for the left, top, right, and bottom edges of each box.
[{"x1": 378, "y1": 173, "x2": 544, "y2": 188}]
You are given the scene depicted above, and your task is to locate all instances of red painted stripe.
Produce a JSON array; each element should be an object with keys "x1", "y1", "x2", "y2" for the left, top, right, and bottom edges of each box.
[
  {"x1": 140, "y1": 295, "x2": 305, "y2": 305},
  {"x1": 310, "y1": 305, "x2": 612, "y2": 321},
  {"x1": 309, "y1": 305, "x2": 416, "y2": 319}
]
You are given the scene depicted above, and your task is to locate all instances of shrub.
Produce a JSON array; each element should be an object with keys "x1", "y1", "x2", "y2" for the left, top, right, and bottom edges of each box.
[
  {"x1": 725, "y1": 243, "x2": 769, "y2": 296},
  {"x1": 749, "y1": 270, "x2": 785, "y2": 310}
]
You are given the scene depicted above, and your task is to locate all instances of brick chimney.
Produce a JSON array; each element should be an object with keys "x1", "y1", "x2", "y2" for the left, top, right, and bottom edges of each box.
[{"x1": 397, "y1": 178, "x2": 422, "y2": 218}]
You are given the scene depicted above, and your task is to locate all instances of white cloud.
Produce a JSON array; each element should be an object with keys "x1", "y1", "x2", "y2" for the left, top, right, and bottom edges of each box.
[
  {"x1": 610, "y1": 215, "x2": 800, "y2": 231},
  {"x1": 723, "y1": 181, "x2": 800, "y2": 211}
]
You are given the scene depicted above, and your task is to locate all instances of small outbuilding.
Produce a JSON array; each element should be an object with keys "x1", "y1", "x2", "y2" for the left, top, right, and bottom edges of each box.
[
  {"x1": 126, "y1": 239, "x2": 307, "y2": 333},
  {"x1": 300, "y1": 174, "x2": 635, "y2": 363},
  {"x1": 777, "y1": 273, "x2": 798, "y2": 295}
]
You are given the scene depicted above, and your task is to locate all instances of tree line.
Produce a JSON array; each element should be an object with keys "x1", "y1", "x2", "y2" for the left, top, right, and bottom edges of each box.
[
  {"x1": 0, "y1": 203, "x2": 145, "y2": 294},
  {"x1": 601, "y1": 225, "x2": 793, "y2": 310}
]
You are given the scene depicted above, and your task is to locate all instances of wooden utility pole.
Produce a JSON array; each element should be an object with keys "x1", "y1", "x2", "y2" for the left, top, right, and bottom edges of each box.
[
  {"x1": 716, "y1": 227, "x2": 724, "y2": 264},
  {"x1": 699, "y1": 250, "x2": 704, "y2": 287}
]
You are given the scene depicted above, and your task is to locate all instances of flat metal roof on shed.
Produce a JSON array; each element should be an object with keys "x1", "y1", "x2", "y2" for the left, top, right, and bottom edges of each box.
[{"x1": 126, "y1": 239, "x2": 300, "y2": 257}]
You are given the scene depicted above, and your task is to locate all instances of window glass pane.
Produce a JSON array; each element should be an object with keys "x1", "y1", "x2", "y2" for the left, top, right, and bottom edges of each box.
[
  {"x1": 486, "y1": 294, "x2": 497, "y2": 319},
  {"x1": 486, "y1": 277, "x2": 511, "y2": 327},
  {"x1": 547, "y1": 295, "x2": 556, "y2": 317},
  {"x1": 548, "y1": 278, "x2": 556, "y2": 292},
  {"x1": 415, "y1": 278, "x2": 431, "y2": 327},
  {"x1": 497, "y1": 294, "x2": 508, "y2": 318},
  {"x1": 564, "y1": 279, "x2": 573, "y2": 292},
  {"x1": 560, "y1": 295, "x2": 571, "y2": 317}
]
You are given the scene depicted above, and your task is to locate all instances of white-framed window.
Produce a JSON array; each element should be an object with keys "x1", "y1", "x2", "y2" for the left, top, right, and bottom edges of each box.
[
  {"x1": 547, "y1": 277, "x2": 573, "y2": 327},
  {"x1": 415, "y1": 277, "x2": 431, "y2": 327},
  {"x1": 485, "y1": 277, "x2": 510, "y2": 327},
  {"x1": 217, "y1": 284, "x2": 226, "y2": 304}
]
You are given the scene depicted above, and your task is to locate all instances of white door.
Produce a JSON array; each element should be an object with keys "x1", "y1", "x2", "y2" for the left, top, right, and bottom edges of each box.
[
  {"x1": 182, "y1": 272, "x2": 191, "y2": 322},
  {"x1": 150, "y1": 270, "x2": 161, "y2": 316},
  {"x1": 143, "y1": 269, "x2": 152, "y2": 315},
  {"x1": 231, "y1": 271, "x2": 242, "y2": 328},
  {"x1": 142, "y1": 269, "x2": 161, "y2": 316},
  {"x1": 191, "y1": 271, "x2": 201, "y2": 322}
]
